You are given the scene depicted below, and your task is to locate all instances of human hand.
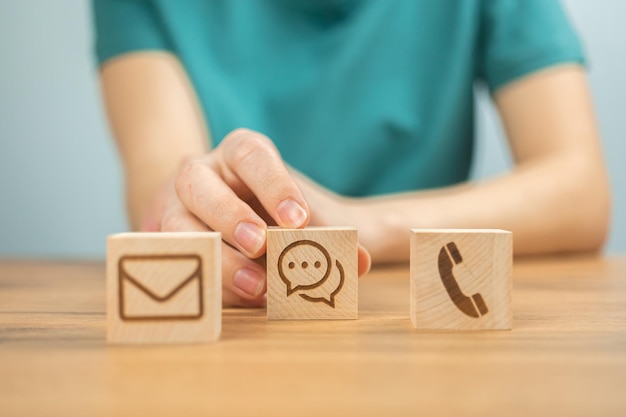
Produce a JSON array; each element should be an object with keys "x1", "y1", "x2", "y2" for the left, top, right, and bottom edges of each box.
[{"x1": 145, "y1": 129, "x2": 370, "y2": 307}]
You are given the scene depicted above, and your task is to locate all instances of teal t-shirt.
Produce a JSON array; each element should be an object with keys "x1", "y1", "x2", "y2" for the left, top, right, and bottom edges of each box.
[{"x1": 93, "y1": 0, "x2": 584, "y2": 197}]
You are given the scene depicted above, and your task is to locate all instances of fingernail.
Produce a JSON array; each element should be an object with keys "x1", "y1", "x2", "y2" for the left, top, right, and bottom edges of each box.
[
  {"x1": 277, "y1": 199, "x2": 307, "y2": 228},
  {"x1": 234, "y1": 222, "x2": 266, "y2": 255},
  {"x1": 233, "y1": 268, "x2": 265, "y2": 297}
]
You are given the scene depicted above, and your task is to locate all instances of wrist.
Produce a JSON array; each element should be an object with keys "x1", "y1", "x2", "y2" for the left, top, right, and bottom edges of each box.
[
  {"x1": 353, "y1": 196, "x2": 429, "y2": 264},
  {"x1": 345, "y1": 199, "x2": 389, "y2": 262}
]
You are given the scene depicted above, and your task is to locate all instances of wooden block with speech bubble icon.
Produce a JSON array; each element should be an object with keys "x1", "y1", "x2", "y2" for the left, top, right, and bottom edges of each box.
[
  {"x1": 107, "y1": 232, "x2": 222, "y2": 344},
  {"x1": 267, "y1": 227, "x2": 358, "y2": 320},
  {"x1": 410, "y1": 229, "x2": 512, "y2": 330}
]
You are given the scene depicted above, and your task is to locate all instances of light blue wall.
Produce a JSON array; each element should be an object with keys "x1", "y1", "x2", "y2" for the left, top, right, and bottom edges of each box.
[
  {"x1": 0, "y1": 0, "x2": 126, "y2": 259},
  {"x1": 0, "y1": 0, "x2": 624, "y2": 259}
]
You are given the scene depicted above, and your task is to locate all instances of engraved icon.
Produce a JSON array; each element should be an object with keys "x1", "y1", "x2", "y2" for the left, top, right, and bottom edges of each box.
[
  {"x1": 437, "y1": 242, "x2": 489, "y2": 318},
  {"x1": 118, "y1": 254, "x2": 203, "y2": 321},
  {"x1": 277, "y1": 240, "x2": 345, "y2": 308}
]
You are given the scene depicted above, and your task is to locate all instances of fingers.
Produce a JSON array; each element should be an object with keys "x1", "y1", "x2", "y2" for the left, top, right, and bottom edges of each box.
[
  {"x1": 216, "y1": 129, "x2": 310, "y2": 229},
  {"x1": 221, "y1": 243, "x2": 267, "y2": 307},
  {"x1": 175, "y1": 129, "x2": 310, "y2": 259},
  {"x1": 161, "y1": 196, "x2": 267, "y2": 307},
  {"x1": 164, "y1": 128, "x2": 368, "y2": 308},
  {"x1": 357, "y1": 244, "x2": 372, "y2": 277},
  {"x1": 175, "y1": 159, "x2": 268, "y2": 258},
  {"x1": 161, "y1": 194, "x2": 369, "y2": 306}
]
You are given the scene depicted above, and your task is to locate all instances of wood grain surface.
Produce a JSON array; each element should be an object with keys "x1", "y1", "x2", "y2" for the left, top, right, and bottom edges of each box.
[{"x1": 0, "y1": 256, "x2": 625, "y2": 417}]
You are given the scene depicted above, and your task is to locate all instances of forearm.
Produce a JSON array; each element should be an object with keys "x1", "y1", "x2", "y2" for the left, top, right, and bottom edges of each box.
[
  {"x1": 123, "y1": 153, "x2": 185, "y2": 231},
  {"x1": 356, "y1": 65, "x2": 611, "y2": 263},
  {"x1": 356, "y1": 151, "x2": 610, "y2": 262},
  {"x1": 119, "y1": 126, "x2": 207, "y2": 230},
  {"x1": 99, "y1": 52, "x2": 209, "y2": 230}
]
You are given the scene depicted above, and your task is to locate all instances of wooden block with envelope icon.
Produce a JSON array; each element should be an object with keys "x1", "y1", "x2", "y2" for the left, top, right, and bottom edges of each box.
[{"x1": 107, "y1": 232, "x2": 221, "y2": 344}]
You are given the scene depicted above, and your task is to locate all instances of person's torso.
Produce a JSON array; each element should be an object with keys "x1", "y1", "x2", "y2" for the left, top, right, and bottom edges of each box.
[{"x1": 153, "y1": 0, "x2": 482, "y2": 196}]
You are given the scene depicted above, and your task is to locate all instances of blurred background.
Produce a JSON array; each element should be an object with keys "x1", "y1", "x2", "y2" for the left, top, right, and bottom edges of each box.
[{"x1": 0, "y1": 0, "x2": 624, "y2": 259}]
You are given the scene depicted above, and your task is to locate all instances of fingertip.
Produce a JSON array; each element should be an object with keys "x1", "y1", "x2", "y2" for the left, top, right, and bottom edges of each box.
[
  {"x1": 276, "y1": 199, "x2": 309, "y2": 228},
  {"x1": 357, "y1": 244, "x2": 372, "y2": 277},
  {"x1": 233, "y1": 221, "x2": 267, "y2": 258},
  {"x1": 233, "y1": 267, "x2": 266, "y2": 298}
]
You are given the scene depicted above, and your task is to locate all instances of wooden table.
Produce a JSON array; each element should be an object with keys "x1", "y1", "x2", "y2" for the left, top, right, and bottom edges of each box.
[{"x1": 1, "y1": 257, "x2": 625, "y2": 416}]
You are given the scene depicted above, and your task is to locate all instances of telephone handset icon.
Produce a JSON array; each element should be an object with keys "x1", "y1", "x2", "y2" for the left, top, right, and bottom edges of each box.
[{"x1": 438, "y1": 242, "x2": 489, "y2": 318}]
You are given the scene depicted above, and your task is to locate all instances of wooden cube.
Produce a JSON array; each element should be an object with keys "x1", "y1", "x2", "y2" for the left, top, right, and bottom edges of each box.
[
  {"x1": 267, "y1": 227, "x2": 358, "y2": 320},
  {"x1": 107, "y1": 232, "x2": 221, "y2": 344},
  {"x1": 410, "y1": 229, "x2": 512, "y2": 330}
]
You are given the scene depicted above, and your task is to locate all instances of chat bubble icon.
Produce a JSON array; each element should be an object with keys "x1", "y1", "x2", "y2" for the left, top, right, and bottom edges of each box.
[{"x1": 278, "y1": 240, "x2": 345, "y2": 308}]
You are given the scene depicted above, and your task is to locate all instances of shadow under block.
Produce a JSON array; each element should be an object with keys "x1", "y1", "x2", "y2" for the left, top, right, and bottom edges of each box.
[
  {"x1": 107, "y1": 232, "x2": 222, "y2": 344},
  {"x1": 267, "y1": 227, "x2": 358, "y2": 320},
  {"x1": 410, "y1": 229, "x2": 512, "y2": 330}
]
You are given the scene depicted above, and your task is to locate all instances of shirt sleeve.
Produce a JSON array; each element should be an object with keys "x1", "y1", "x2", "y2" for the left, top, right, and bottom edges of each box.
[
  {"x1": 91, "y1": 0, "x2": 172, "y2": 65},
  {"x1": 477, "y1": 0, "x2": 585, "y2": 92}
]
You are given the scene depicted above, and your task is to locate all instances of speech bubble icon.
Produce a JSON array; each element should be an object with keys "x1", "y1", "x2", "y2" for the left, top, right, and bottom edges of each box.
[
  {"x1": 277, "y1": 240, "x2": 345, "y2": 308},
  {"x1": 278, "y1": 240, "x2": 331, "y2": 294},
  {"x1": 298, "y1": 259, "x2": 345, "y2": 308}
]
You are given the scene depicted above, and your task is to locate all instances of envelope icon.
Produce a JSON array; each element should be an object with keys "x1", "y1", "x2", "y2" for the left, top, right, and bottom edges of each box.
[{"x1": 118, "y1": 254, "x2": 204, "y2": 321}]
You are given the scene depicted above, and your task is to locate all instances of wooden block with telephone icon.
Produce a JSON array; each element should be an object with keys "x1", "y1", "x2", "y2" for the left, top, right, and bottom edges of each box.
[{"x1": 410, "y1": 229, "x2": 512, "y2": 330}]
